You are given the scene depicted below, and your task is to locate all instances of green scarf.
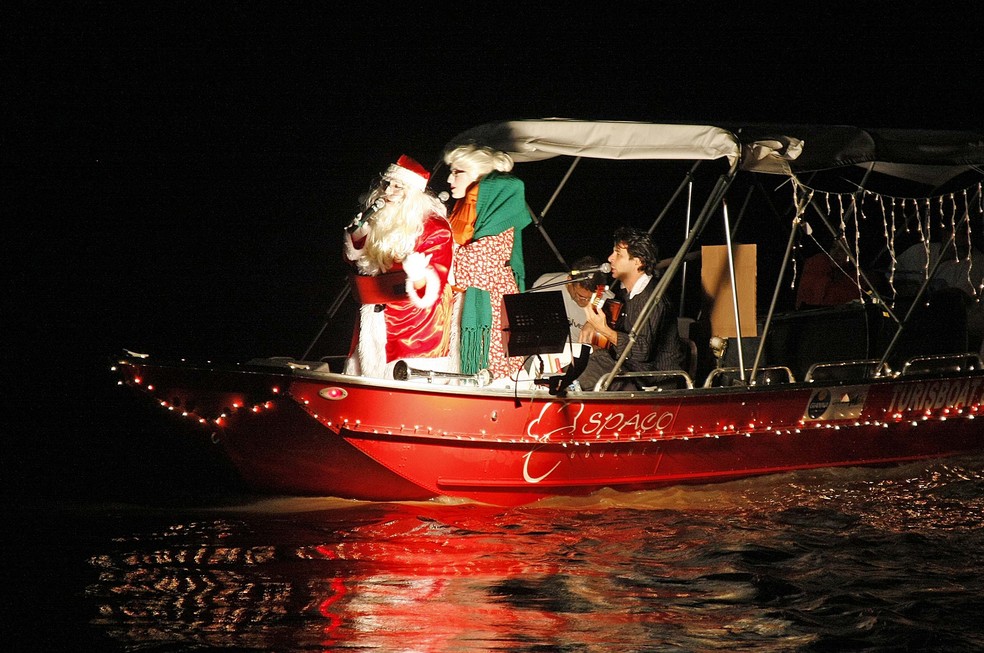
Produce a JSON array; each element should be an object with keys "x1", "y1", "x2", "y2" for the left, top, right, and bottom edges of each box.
[
  {"x1": 460, "y1": 286, "x2": 493, "y2": 374},
  {"x1": 459, "y1": 172, "x2": 532, "y2": 374}
]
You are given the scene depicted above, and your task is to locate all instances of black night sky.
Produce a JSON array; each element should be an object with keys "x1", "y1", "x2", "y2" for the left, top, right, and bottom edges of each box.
[{"x1": 4, "y1": 5, "x2": 982, "y2": 500}]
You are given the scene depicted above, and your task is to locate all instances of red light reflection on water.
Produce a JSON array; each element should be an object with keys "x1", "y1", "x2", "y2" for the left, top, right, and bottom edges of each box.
[
  {"x1": 87, "y1": 460, "x2": 984, "y2": 653},
  {"x1": 297, "y1": 502, "x2": 680, "y2": 650},
  {"x1": 312, "y1": 546, "x2": 347, "y2": 647}
]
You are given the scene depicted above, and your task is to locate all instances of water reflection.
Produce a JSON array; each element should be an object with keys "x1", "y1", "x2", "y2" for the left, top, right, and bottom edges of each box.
[{"x1": 85, "y1": 456, "x2": 984, "y2": 651}]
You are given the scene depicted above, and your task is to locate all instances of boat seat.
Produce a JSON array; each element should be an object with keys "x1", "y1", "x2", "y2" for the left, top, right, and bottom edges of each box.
[
  {"x1": 900, "y1": 352, "x2": 983, "y2": 378},
  {"x1": 703, "y1": 365, "x2": 796, "y2": 388},
  {"x1": 680, "y1": 336, "x2": 698, "y2": 380},
  {"x1": 805, "y1": 359, "x2": 888, "y2": 382}
]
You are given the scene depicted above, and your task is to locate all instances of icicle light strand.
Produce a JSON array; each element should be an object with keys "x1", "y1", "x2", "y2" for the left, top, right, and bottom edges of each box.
[{"x1": 791, "y1": 179, "x2": 983, "y2": 305}]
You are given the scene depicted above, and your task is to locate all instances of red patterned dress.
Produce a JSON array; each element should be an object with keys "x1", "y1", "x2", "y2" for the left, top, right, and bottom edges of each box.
[
  {"x1": 453, "y1": 227, "x2": 522, "y2": 380},
  {"x1": 448, "y1": 176, "x2": 528, "y2": 381}
]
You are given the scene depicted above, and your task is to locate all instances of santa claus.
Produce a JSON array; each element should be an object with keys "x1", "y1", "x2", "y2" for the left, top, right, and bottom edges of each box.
[{"x1": 342, "y1": 155, "x2": 454, "y2": 379}]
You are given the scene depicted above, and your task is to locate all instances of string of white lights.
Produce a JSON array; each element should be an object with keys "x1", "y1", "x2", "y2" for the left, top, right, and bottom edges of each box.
[{"x1": 790, "y1": 179, "x2": 984, "y2": 302}]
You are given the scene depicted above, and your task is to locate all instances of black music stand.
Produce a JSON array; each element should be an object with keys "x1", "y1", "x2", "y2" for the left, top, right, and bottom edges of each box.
[{"x1": 501, "y1": 290, "x2": 570, "y2": 358}]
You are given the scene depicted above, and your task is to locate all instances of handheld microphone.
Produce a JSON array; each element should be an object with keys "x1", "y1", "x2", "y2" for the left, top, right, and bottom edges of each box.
[
  {"x1": 346, "y1": 198, "x2": 385, "y2": 234},
  {"x1": 570, "y1": 262, "x2": 611, "y2": 276}
]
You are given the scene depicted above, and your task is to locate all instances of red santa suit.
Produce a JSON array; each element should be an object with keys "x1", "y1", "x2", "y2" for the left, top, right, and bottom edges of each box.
[{"x1": 342, "y1": 156, "x2": 454, "y2": 379}]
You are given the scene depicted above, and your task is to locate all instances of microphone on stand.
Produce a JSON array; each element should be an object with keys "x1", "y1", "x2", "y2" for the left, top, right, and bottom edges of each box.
[
  {"x1": 346, "y1": 198, "x2": 386, "y2": 234},
  {"x1": 570, "y1": 262, "x2": 611, "y2": 276},
  {"x1": 437, "y1": 191, "x2": 450, "y2": 202}
]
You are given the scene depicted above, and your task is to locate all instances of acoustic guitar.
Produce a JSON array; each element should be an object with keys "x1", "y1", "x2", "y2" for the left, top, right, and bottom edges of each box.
[{"x1": 588, "y1": 285, "x2": 623, "y2": 350}]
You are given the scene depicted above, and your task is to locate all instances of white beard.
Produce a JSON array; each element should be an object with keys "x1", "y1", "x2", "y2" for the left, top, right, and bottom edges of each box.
[{"x1": 355, "y1": 205, "x2": 420, "y2": 277}]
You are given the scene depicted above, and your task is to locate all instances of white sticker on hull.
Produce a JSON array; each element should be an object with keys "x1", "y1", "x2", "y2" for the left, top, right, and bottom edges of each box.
[{"x1": 804, "y1": 386, "x2": 868, "y2": 421}]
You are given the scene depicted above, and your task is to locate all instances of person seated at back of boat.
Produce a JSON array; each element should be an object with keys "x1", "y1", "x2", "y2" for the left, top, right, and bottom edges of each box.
[
  {"x1": 796, "y1": 237, "x2": 866, "y2": 310},
  {"x1": 533, "y1": 256, "x2": 613, "y2": 343},
  {"x1": 576, "y1": 227, "x2": 684, "y2": 391},
  {"x1": 894, "y1": 236, "x2": 984, "y2": 299},
  {"x1": 528, "y1": 256, "x2": 613, "y2": 375},
  {"x1": 940, "y1": 238, "x2": 984, "y2": 353},
  {"x1": 894, "y1": 235, "x2": 984, "y2": 354}
]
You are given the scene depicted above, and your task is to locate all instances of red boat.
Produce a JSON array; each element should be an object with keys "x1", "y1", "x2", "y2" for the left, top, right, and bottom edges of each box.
[{"x1": 114, "y1": 119, "x2": 984, "y2": 507}]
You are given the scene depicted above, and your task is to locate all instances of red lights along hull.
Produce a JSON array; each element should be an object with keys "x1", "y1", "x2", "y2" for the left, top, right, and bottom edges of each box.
[{"x1": 114, "y1": 357, "x2": 984, "y2": 507}]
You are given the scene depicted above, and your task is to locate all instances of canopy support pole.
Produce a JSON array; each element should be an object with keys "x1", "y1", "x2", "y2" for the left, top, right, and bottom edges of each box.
[
  {"x1": 721, "y1": 200, "x2": 747, "y2": 382},
  {"x1": 729, "y1": 184, "x2": 755, "y2": 240},
  {"x1": 302, "y1": 278, "x2": 352, "y2": 360},
  {"x1": 532, "y1": 157, "x2": 583, "y2": 271},
  {"x1": 647, "y1": 161, "x2": 702, "y2": 235},
  {"x1": 749, "y1": 209, "x2": 806, "y2": 383},
  {"x1": 599, "y1": 167, "x2": 737, "y2": 390},
  {"x1": 679, "y1": 180, "x2": 692, "y2": 316}
]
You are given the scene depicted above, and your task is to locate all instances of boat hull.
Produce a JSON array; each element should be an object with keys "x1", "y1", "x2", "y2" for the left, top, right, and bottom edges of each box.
[{"x1": 114, "y1": 357, "x2": 984, "y2": 506}]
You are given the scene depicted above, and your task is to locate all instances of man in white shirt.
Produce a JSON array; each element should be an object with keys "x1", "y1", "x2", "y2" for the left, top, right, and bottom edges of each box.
[{"x1": 530, "y1": 256, "x2": 612, "y2": 373}]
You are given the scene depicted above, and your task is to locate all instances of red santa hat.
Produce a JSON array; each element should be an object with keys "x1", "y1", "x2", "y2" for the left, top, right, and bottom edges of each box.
[{"x1": 383, "y1": 154, "x2": 429, "y2": 192}]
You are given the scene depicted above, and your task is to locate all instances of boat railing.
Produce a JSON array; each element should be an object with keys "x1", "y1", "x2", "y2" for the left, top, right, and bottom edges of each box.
[
  {"x1": 594, "y1": 370, "x2": 695, "y2": 391},
  {"x1": 900, "y1": 353, "x2": 984, "y2": 378},
  {"x1": 247, "y1": 357, "x2": 333, "y2": 372},
  {"x1": 804, "y1": 359, "x2": 890, "y2": 383},
  {"x1": 703, "y1": 365, "x2": 796, "y2": 388}
]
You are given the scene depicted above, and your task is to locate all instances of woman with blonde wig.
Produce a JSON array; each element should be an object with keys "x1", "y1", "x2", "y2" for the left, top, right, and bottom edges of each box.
[{"x1": 444, "y1": 143, "x2": 531, "y2": 381}]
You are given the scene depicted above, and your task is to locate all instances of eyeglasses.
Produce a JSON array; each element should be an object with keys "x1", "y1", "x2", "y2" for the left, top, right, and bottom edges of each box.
[
  {"x1": 380, "y1": 179, "x2": 406, "y2": 192},
  {"x1": 571, "y1": 288, "x2": 594, "y2": 304}
]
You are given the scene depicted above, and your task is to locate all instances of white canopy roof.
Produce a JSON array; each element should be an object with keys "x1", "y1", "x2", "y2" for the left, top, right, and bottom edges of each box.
[
  {"x1": 446, "y1": 119, "x2": 744, "y2": 166},
  {"x1": 446, "y1": 119, "x2": 984, "y2": 186}
]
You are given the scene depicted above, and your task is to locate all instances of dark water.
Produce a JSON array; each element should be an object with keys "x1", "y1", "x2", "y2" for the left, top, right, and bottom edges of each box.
[{"x1": 11, "y1": 451, "x2": 984, "y2": 652}]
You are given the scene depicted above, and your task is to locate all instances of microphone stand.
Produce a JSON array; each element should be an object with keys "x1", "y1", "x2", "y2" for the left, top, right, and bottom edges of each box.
[
  {"x1": 525, "y1": 275, "x2": 592, "y2": 293},
  {"x1": 302, "y1": 278, "x2": 352, "y2": 360}
]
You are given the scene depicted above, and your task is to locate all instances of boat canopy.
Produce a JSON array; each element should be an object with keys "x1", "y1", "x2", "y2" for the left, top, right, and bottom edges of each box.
[
  {"x1": 445, "y1": 119, "x2": 743, "y2": 166},
  {"x1": 446, "y1": 119, "x2": 984, "y2": 187}
]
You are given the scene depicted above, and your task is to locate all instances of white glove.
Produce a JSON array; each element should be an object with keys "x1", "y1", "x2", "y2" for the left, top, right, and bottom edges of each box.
[{"x1": 402, "y1": 252, "x2": 432, "y2": 283}]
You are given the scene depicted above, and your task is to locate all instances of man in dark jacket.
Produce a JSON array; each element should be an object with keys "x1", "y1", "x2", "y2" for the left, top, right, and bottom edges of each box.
[{"x1": 578, "y1": 226, "x2": 684, "y2": 390}]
